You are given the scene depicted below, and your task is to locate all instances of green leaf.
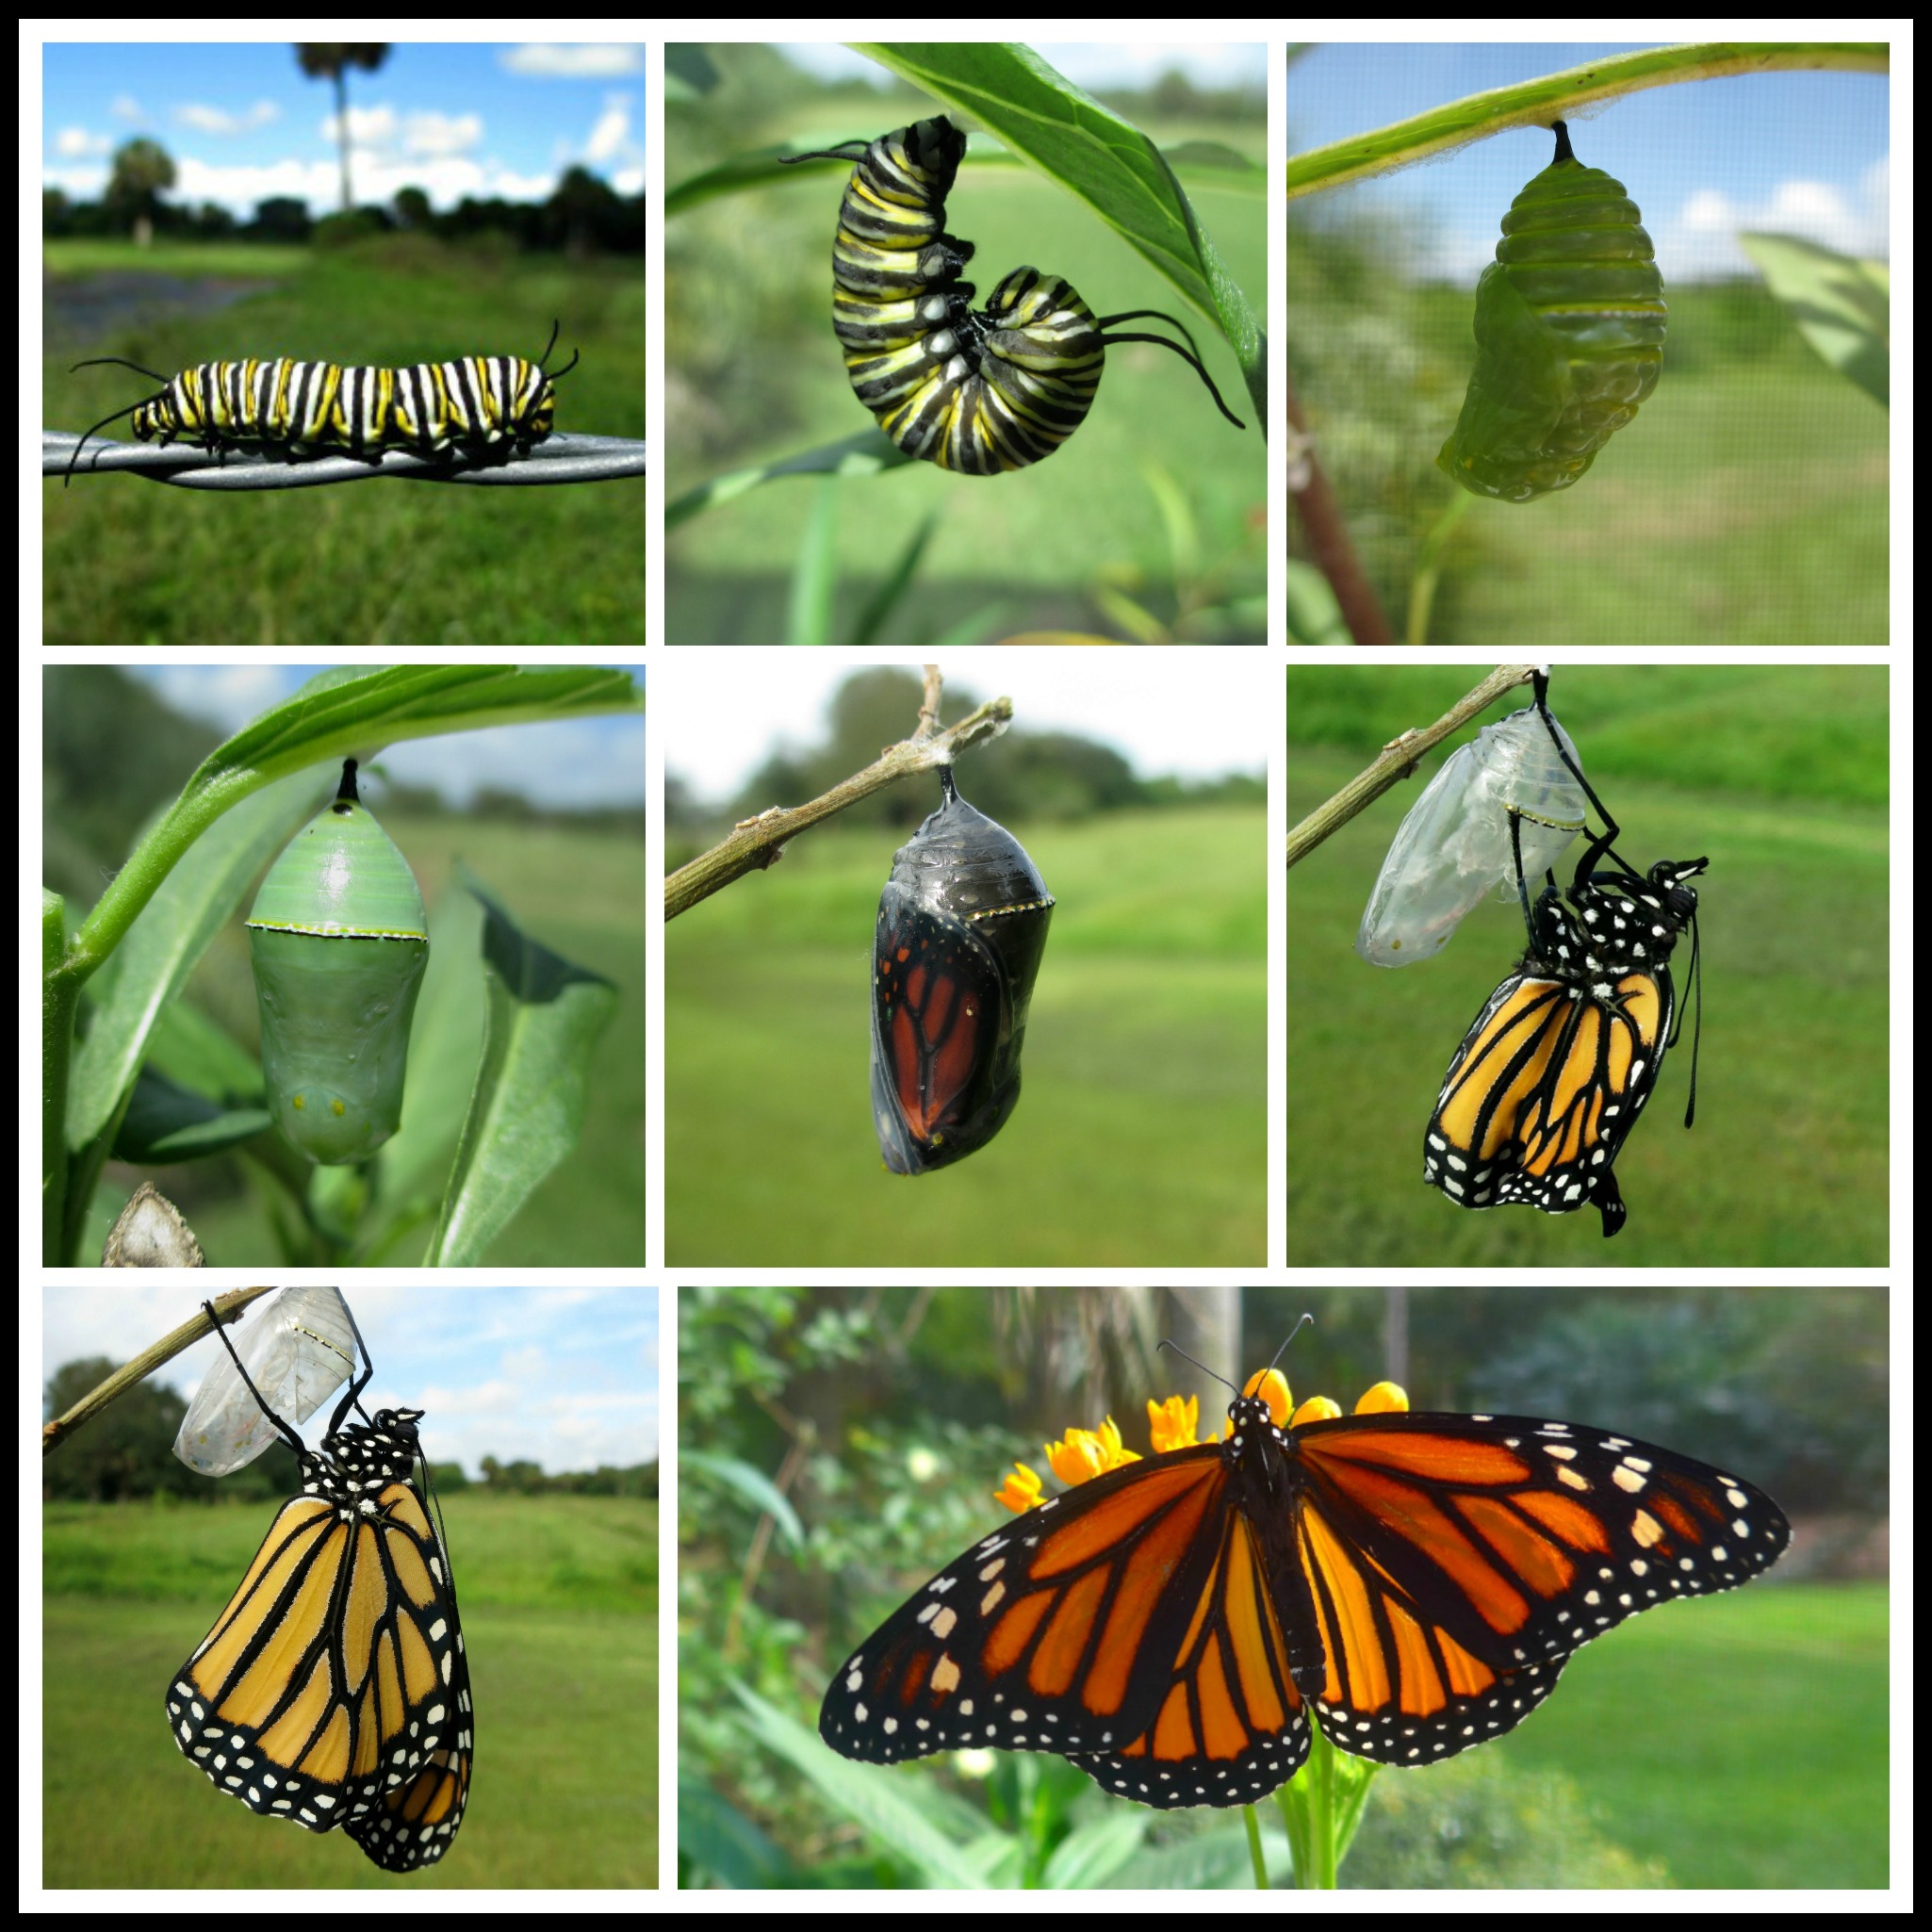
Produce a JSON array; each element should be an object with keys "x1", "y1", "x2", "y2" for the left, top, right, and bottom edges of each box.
[
  {"x1": 680, "y1": 1450, "x2": 805, "y2": 1547},
  {"x1": 855, "y1": 41, "x2": 1264, "y2": 413},
  {"x1": 1739, "y1": 232, "x2": 1890, "y2": 408},
  {"x1": 422, "y1": 866, "x2": 619, "y2": 1267},
  {"x1": 112, "y1": 1068, "x2": 270, "y2": 1163},
  {"x1": 67, "y1": 770, "x2": 319, "y2": 1151},
  {"x1": 729, "y1": 1682, "x2": 1000, "y2": 1888}
]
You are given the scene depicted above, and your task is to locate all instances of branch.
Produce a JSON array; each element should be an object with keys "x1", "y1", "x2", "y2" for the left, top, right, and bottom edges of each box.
[
  {"x1": 1285, "y1": 663, "x2": 1537, "y2": 869},
  {"x1": 664, "y1": 688, "x2": 1013, "y2": 920}
]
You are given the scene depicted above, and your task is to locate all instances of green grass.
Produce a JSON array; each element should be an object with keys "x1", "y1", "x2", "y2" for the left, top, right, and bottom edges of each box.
[
  {"x1": 666, "y1": 806, "x2": 1267, "y2": 1265},
  {"x1": 1285, "y1": 666, "x2": 1889, "y2": 1265},
  {"x1": 1286, "y1": 236, "x2": 1889, "y2": 647},
  {"x1": 1499, "y1": 1582, "x2": 1888, "y2": 1889},
  {"x1": 43, "y1": 1495, "x2": 657, "y2": 1889},
  {"x1": 43, "y1": 240, "x2": 647, "y2": 648},
  {"x1": 664, "y1": 109, "x2": 1267, "y2": 644}
]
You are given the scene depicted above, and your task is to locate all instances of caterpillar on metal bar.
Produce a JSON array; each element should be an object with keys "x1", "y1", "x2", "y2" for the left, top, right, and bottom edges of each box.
[
  {"x1": 1438, "y1": 122, "x2": 1665, "y2": 502},
  {"x1": 782, "y1": 115, "x2": 1244, "y2": 473},
  {"x1": 871, "y1": 767, "x2": 1054, "y2": 1172},
  {"x1": 65, "y1": 320, "x2": 578, "y2": 484},
  {"x1": 247, "y1": 759, "x2": 429, "y2": 1166}
]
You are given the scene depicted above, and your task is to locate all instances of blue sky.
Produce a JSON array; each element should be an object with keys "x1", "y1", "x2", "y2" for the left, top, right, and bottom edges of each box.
[
  {"x1": 130, "y1": 665, "x2": 645, "y2": 810},
  {"x1": 41, "y1": 40, "x2": 647, "y2": 216},
  {"x1": 43, "y1": 1285, "x2": 659, "y2": 1475},
  {"x1": 662, "y1": 654, "x2": 1271, "y2": 805},
  {"x1": 1288, "y1": 42, "x2": 1891, "y2": 282}
]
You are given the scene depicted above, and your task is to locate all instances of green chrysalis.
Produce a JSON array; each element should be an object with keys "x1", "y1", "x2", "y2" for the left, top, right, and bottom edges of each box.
[
  {"x1": 1437, "y1": 121, "x2": 1666, "y2": 503},
  {"x1": 247, "y1": 759, "x2": 428, "y2": 1165}
]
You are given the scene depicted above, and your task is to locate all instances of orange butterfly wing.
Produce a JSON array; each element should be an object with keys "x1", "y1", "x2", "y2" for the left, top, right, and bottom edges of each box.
[{"x1": 821, "y1": 1395, "x2": 1788, "y2": 1808}]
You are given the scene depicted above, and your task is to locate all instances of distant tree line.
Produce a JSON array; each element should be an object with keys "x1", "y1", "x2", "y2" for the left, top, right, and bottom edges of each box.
[
  {"x1": 45, "y1": 146, "x2": 644, "y2": 255},
  {"x1": 43, "y1": 1352, "x2": 658, "y2": 1502}
]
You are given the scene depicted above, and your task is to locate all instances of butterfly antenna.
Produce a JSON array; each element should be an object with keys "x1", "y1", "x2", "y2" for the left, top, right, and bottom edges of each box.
[
  {"x1": 1265, "y1": 1313, "x2": 1315, "y2": 1375},
  {"x1": 1157, "y1": 1337, "x2": 1237, "y2": 1396}
]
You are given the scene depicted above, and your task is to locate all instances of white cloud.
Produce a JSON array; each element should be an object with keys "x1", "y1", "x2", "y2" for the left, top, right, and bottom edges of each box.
[
  {"x1": 52, "y1": 125, "x2": 112, "y2": 160},
  {"x1": 502, "y1": 43, "x2": 645, "y2": 80},
  {"x1": 177, "y1": 99, "x2": 280, "y2": 137},
  {"x1": 1659, "y1": 159, "x2": 1891, "y2": 276}
]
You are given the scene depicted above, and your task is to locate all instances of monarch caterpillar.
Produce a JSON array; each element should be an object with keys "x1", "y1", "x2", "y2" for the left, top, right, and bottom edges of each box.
[
  {"x1": 1422, "y1": 675, "x2": 1703, "y2": 1236},
  {"x1": 172, "y1": 1286, "x2": 357, "y2": 1477},
  {"x1": 871, "y1": 767, "x2": 1054, "y2": 1173},
  {"x1": 821, "y1": 1350, "x2": 1789, "y2": 1809},
  {"x1": 1357, "y1": 696, "x2": 1587, "y2": 967},
  {"x1": 165, "y1": 1298, "x2": 471, "y2": 1871},
  {"x1": 781, "y1": 115, "x2": 1244, "y2": 473},
  {"x1": 1438, "y1": 122, "x2": 1665, "y2": 502},
  {"x1": 64, "y1": 319, "x2": 578, "y2": 485},
  {"x1": 248, "y1": 760, "x2": 429, "y2": 1167}
]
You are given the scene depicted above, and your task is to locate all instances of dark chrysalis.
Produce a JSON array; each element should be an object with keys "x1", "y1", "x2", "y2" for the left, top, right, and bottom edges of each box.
[
  {"x1": 1437, "y1": 121, "x2": 1666, "y2": 502},
  {"x1": 870, "y1": 767, "x2": 1054, "y2": 1173},
  {"x1": 779, "y1": 116, "x2": 1244, "y2": 473},
  {"x1": 247, "y1": 759, "x2": 429, "y2": 1166}
]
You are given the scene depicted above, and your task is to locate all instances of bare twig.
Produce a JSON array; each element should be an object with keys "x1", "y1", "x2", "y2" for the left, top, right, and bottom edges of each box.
[
  {"x1": 41, "y1": 1285, "x2": 278, "y2": 1456},
  {"x1": 1286, "y1": 364, "x2": 1396, "y2": 648},
  {"x1": 913, "y1": 663, "x2": 942, "y2": 742},
  {"x1": 664, "y1": 688, "x2": 1013, "y2": 920},
  {"x1": 1285, "y1": 664, "x2": 1537, "y2": 869}
]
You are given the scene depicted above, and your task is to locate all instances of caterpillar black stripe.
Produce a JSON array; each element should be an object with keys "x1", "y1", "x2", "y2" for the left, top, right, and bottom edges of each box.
[
  {"x1": 782, "y1": 115, "x2": 1243, "y2": 474},
  {"x1": 64, "y1": 321, "x2": 579, "y2": 485}
]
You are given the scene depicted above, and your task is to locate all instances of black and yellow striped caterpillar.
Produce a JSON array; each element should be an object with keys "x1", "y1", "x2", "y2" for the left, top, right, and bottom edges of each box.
[
  {"x1": 65, "y1": 321, "x2": 578, "y2": 485},
  {"x1": 781, "y1": 115, "x2": 1243, "y2": 474}
]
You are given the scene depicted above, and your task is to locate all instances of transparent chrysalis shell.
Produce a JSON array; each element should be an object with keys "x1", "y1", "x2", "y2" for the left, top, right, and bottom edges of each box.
[
  {"x1": 172, "y1": 1286, "x2": 358, "y2": 1475},
  {"x1": 247, "y1": 760, "x2": 429, "y2": 1164},
  {"x1": 1356, "y1": 704, "x2": 1586, "y2": 968}
]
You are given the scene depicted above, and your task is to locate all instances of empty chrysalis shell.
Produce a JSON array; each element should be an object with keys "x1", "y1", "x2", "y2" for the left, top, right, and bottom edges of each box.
[
  {"x1": 247, "y1": 759, "x2": 428, "y2": 1164},
  {"x1": 1357, "y1": 703, "x2": 1587, "y2": 967},
  {"x1": 172, "y1": 1286, "x2": 359, "y2": 1476}
]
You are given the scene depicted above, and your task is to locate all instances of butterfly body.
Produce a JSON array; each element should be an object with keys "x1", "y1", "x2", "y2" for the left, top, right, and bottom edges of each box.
[
  {"x1": 1426, "y1": 853, "x2": 1705, "y2": 1236},
  {"x1": 165, "y1": 1314, "x2": 471, "y2": 1871},
  {"x1": 820, "y1": 1386, "x2": 1786, "y2": 1808}
]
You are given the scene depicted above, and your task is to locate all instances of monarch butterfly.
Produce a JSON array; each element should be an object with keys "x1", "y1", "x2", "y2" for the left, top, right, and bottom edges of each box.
[
  {"x1": 65, "y1": 319, "x2": 578, "y2": 485},
  {"x1": 248, "y1": 759, "x2": 430, "y2": 1166},
  {"x1": 164, "y1": 1299, "x2": 472, "y2": 1872},
  {"x1": 871, "y1": 766, "x2": 1054, "y2": 1173},
  {"x1": 820, "y1": 1357, "x2": 1788, "y2": 1808},
  {"x1": 781, "y1": 115, "x2": 1245, "y2": 473},
  {"x1": 1356, "y1": 696, "x2": 1588, "y2": 968},
  {"x1": 172, "y1": 1285, "x2": 356, "y2": 1477},
  {"x1": 1422, "y1": 674, "x2": 1703, "y2": 1237},
  {"x1": 1438, "y1": 121, "x2": 1665, "y2": 502}
]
